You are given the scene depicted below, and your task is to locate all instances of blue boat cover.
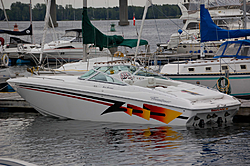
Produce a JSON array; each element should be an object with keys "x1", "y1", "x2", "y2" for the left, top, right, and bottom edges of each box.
[
  {"x1": 214, "y1": 40, "x2": 250, "y2": 59},
  {"x1": 200, "y1": 4, "x2": 250, "y2": 42}
]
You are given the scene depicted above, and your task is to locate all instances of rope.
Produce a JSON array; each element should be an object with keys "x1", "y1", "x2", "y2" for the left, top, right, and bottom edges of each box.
[
  {"x1": 149, "y1": 3, "x2": 191, "y2": 36},
  {"x1": 216, "y1": 77, "x2": 231, "y2": 94},
  {"x1": 0, "y1": 84, "x2": 8, "y2": 91}
]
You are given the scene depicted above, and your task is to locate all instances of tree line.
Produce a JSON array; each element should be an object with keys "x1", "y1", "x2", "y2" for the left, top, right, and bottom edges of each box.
[{"x1": 0, "y1": 2, "x2": 181, "y2": 21}]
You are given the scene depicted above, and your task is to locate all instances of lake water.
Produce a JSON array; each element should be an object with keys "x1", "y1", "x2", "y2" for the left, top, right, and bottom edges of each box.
[
  {"x1": 0, "y1": 111, "x2": 250, "y2": 165},
  {"x1": 1, "y1": 20, "x2": 250, "y2": 165},
  {"x1": 0, "y1": 18, "x2": 183, "y2": 53}
]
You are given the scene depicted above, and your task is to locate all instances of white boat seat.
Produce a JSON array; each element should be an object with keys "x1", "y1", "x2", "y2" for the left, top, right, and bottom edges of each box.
[
  {"x1": 133, "y1": 77, "x2": 156, "y2": 88},
  {"x1": 123, "y1": 79, "x2": 133, "y2": 85}
]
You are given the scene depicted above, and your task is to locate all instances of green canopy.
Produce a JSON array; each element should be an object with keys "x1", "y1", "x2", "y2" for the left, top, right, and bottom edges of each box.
[{"x1": 82, "y1": 7, "x2": 148, "y2": 50}]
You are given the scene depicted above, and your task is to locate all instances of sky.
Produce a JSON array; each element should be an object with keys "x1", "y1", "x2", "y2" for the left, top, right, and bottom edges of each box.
[{"x1": 2, "y1": 0, "x2": 181, "y2": 9}]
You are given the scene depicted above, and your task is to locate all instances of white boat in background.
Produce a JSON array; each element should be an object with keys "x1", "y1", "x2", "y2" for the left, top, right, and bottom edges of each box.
[
  {"x1": 18, "y1": 29, "x2": 111, "y2": 63},
  {"x1": 7, "y1": 63, "x2": 240, "y2": 126},
  {"x1": 160, "y1": 4, "x2": 250, "y2": 99},
  {"x1": 157, "y1": 0, "x2": 249, "y2": 54}
]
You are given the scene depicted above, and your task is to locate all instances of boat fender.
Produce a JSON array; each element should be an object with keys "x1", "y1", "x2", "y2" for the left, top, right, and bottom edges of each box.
[
  {"x1": 114, "y1": 51, "x2": 124, "y2": 57},
  {"x1": 1, "y1": 54, "x2": 9, "y2": 67},
  {"x1": 216, "y1": 77, "x2": 231, "y2": 94},
  {"x1": 0, "y1": 37, "x2": 4, "y2": 46}
]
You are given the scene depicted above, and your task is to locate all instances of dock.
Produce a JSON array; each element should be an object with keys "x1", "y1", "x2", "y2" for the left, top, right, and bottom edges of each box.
[
  {"x1": 0, "y1": 92, "x2": 33, "y2": 109},
  {"x1": 0, "y1": 92, "x2": 249, "y2": 122}
]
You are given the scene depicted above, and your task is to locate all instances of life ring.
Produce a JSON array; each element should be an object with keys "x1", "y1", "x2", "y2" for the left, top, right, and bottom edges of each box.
[
  {"x1": 216, "y1": 77, "x2": 231, "y2": 94},
  {"x1": 1, "y1": 54, "x2": 9, "y2": 66},
  {"x1": 17, "y1": 44, "x2": 24, "y2": 51},
  {"x1": 114, "y1": 51, "x2": 124, "y2": 57}
]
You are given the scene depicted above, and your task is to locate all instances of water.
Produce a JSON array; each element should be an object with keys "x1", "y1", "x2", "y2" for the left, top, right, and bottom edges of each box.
[
  {"x1": 0, "y1": 112, "x2": 250, "y2": 165},
  {"x1": 0, "y1": 19, "x2": 183, "y2": 53},
  {"x1": 1, "y1": 20, "x2": 250, "y2": 165}
]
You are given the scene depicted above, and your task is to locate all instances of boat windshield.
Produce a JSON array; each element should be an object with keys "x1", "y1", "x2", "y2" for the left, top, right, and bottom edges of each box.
[
  {"x1": 59, "y1": 36, "x2": 75, "y2": 41},
  {"x1": 79, "y1": 69, "x2": 97, "y2": 79},
  {"x1": 78, "y1": 69, "x2": 126, "y2": 85},
  {"x1": 134, "y1": 69, "x2": 169, "y2": 80},
  {"x1": 95, "y1": 65, "x2": 169, "y2": 80}
]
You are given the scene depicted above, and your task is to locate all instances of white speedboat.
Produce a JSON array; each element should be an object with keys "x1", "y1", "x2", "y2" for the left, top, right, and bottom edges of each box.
[
  {"x1": 7, "y1": 63, "x2": 240, "y2": 127},
  {"x1": 18, "y1": 29, "x2": 111, "y2": 62}
]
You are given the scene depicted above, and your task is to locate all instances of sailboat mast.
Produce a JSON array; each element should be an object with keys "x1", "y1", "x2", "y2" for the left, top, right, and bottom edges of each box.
[
  {"x1": 0, "y1": 0, "x2": 9, "y2": 29},
  {"x1": 134, "y1": 0, "x2": 152, "y2": 63},
  {"x1": 39, "y1": 0, "x2": 51, "y2": 65},
  {"x1": 30, "y1": 0, "x2": 33, "y2": 43},
  {"x1": 200, "y1": 0, "x2": 205, "y2": 58},
  {"x1": 82, "y1": 0, "x2": 87, "y2": 62},
  {"x1": 243, "y1": 0, "x2": 247, "y2": 39}
]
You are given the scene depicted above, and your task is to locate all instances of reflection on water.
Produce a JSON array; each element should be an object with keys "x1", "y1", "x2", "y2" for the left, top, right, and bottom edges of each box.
[{"x1": 0, "y1": 112, "x2": 249, "y2": 165}]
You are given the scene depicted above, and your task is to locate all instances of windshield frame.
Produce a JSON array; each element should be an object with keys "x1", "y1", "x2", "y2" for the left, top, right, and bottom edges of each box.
[{"x1": 78, "y1": 69, "x2": 127, "y2": 86}]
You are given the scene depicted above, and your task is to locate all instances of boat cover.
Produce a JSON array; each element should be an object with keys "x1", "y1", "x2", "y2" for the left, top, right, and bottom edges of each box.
[
  {"x1": 200, "y1": 4, "x2": 250, "y2": 42},
  {"x1": 82, "y1": 7, "x2": 148, "y2": 50},
  {"x1": 0, "y1": 24, "x2": 32, "y2": 36}
]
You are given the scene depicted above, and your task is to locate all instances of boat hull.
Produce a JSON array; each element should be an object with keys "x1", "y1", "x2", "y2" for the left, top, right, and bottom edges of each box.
[
  {"x1": 164, "y1": 73, "x2": 250, "y2": 98},
  {"x1": 13, "y1": 82, "x2": 239, "y2": 127}
]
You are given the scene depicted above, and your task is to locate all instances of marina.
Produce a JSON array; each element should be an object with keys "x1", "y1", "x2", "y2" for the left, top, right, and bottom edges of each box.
[{"x1": 1, "y1": 0, "x2": 250, "y2": 165}]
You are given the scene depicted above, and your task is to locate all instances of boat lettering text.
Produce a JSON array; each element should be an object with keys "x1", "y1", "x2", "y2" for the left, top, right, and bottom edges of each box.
[
  {"x1": 102, "y1": 86, "x2": 114, "y2": 89},
  {"x1": 150, "y1": 97, "x2": 170, "y2": 103},
  {"x1": 211, "y1": 107, "x2": 228, "y2": 112}
]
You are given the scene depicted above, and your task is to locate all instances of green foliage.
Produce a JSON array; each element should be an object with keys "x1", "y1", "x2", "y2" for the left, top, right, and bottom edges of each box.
[{"x1": 2, "y1": 2, "x2": 181, "y2": 21}]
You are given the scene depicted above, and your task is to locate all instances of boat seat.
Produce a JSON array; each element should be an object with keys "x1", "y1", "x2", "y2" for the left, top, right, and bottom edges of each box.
[
  {"x1": 133, "y1": 77, "x2": 156, "y2": 88},
  {"x1": 123, "y1": 79, "x2": 133, "y2": 85}
]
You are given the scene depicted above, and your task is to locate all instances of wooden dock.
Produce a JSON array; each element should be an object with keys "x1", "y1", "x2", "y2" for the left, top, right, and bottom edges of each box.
[{"x1": 0, "y1": 92, "x2": 33, "y2": 109}]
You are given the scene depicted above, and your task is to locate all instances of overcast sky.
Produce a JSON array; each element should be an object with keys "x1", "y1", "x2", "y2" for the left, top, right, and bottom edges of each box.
[{"x1": 2, "y1": 0, "x2": 181, "y2": 9}]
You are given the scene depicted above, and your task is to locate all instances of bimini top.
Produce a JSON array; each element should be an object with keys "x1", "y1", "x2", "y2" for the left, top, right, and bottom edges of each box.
[{"x1": 214, "y1": 40, "x2": 250, "y2": 59}]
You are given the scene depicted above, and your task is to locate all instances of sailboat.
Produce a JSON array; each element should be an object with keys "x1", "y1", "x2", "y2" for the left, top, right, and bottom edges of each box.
[
  {"x1": 160, "y1": 3, "x2": 250, "y2": 99},
  {"x1": 33, "y1": 1, "x2": 148, "y2": 75},
  {"x1": 157, "y1": 0, "x2": 249, "y2": 55}
]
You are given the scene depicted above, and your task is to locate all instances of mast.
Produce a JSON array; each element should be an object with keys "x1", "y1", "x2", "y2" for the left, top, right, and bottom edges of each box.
[
  {"x1": 0, "y1": 0, "x2": 9, "y2": 29},
  {"x1": 243, "y1": 0, "x2": 247, "y2": 39},
  {"x1": 134, "y1": 0, "x2": 152, "y2": 63},
  {"x1": 200, "y1": 0, "x2": 205, "y2": 59},
  {"x1": 30, "y1": 0, "x2": 33, "y2": 43},
  {"x1": 39, "y1": 0, "x2": 51, "y2": 65},
  {"x1": 82, "y1": 0, "x2": 87, "y2": 62}
]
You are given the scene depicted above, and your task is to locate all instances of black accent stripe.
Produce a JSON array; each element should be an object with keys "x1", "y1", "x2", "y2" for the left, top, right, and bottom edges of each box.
[
  {"x1": 133, "y1": 109, "x2": 143, "y2": 114},
  {"x1": 101, "y1": 102, "x2": 126, "y2": 115},
  {"x1": 19, "y1": 84, "x2": 118, "y2": 104},
  {"x1": 177, "y1": 116, "x2": 189, "y2": 119},
  {"x1": 151, "y1": 112, "x2": 165, "y2": 117}
]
